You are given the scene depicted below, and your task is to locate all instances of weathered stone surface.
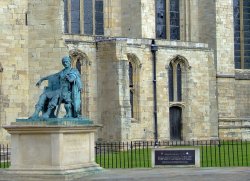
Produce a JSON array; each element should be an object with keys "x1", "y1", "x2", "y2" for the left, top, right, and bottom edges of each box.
[
  {"x1": 1, "y1": 123, "x2": 102, "y2": 181},
  {"x1": 0, "y1": 0, "x2": 249, "y2": 142}
]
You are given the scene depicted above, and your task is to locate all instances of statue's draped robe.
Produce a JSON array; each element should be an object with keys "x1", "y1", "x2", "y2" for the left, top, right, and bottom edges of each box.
[
  {"x1": 67, "y1": 69, "x2": 82, "y2": 116},
  {"x1": 43, "y1": 68, "x2": 82, "y2": 117}
]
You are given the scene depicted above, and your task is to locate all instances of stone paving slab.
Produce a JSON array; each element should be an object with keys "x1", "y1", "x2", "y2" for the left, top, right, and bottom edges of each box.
[{"x1": 78, "y1": 167, "x2": 250, "y2": 181}]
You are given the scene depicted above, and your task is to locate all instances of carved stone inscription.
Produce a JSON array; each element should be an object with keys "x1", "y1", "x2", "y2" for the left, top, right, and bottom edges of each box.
[{"x1": 155, "y1": 150, "x2": 195, "y2": 165}]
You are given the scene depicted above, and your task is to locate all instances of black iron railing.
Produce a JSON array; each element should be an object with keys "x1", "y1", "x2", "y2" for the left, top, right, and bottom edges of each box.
[
  {"x1": 0, "y1": 144, "x2": 10, "y2": 168},
  {"x1": 0, "y1": 140, "x2": 249, "y2": 169},
  {"x1": 95, "y1": 140, "x2": 250, "y2": 168}
]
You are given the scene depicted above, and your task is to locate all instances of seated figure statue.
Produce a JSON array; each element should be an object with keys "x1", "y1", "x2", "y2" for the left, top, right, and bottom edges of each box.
[{"x1": 30, "y1": 56, "x2": 83, "y2": 119}]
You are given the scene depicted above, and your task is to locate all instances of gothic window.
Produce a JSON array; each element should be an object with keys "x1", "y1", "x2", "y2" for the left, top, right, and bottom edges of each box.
[
  {"x1": 234, "y1": 0, "x2": 250, "y2": 69},
  {"x1": 156, "y1": 0, "x2": 180, "y2": 40},
  {"x1": 168, "y1": 56, "x2": 187, "y2": 103},
  {"x1": 129, "y1": 62, "x2": 134, "y2": 118},
  {"x1": 64, "y1": 0, "x2": 104, "y2": 35},
  {"x1": 127, "y1": 54, "x2": 141, "y2": 122},
  {"x1": 69, "y1": 50, "x2": 91, "y2": 117}
]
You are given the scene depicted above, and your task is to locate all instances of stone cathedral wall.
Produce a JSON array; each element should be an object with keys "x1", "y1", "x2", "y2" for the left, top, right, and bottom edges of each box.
[
  {"x1": 0, "y1": 0, "x2": 29, "y2": 143},
  {"x1": 0, "y1": 0, "x2": 250, "y2": 143}
]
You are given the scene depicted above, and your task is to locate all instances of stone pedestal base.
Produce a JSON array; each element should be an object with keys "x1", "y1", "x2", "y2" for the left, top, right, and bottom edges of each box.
[{"x1": 1, "y1": 123, "x2": 102, "y2": 181}]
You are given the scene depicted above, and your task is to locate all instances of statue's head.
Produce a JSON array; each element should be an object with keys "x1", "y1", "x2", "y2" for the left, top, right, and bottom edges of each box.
[
  {"x1": 62, "y1": 56, "x2": 71, "y2": 68},
  {"x1": 62, "y1": 56, "x2": 71, "y2": 63}
]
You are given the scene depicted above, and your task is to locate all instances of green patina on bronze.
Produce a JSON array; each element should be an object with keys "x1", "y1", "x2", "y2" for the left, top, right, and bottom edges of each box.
[{"x1": 29, "y1": 56, "x2": 88, "y2": 122}]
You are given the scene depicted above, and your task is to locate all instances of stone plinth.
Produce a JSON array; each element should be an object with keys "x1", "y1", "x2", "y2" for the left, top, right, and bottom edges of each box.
[{"x1": 1, "y1": 122, "x2": 102, "y2": 181}]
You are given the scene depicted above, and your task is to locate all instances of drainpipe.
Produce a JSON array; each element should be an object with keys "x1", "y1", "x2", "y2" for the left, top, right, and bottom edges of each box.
[{"x1": 151, "y1": 39, "x2": 158, "y2": 146}]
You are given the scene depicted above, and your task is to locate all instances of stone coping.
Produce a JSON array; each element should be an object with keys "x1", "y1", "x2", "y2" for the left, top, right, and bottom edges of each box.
[
  {"x1": 219, "y1": 126, "x2": 250, "y2": 129},
  {"x1": 3, "y1": 123, "x2": 102, "y2": 134},
  {"x1": 64, "y1": 35, "x2": 210, "y2": 50},
  {"x1": 16, "y1": 117, "x2": 93, "y2": 125},
  {"x1": 219, "y1": 118, "x2": 250, "y2": 121}
]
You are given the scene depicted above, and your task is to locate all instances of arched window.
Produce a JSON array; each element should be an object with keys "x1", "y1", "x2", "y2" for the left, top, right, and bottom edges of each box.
[
  {"x1": 168, "y1": 55, "x2": 189, "y2": 103},
  {"x1": 234, "y1": 0, "x2": 250, "y2": 69},
  {"x1": 169, "y1": 62, "x2": 182, "y2": 102},
  {"x1": 69, "y1": 50, "x2": 91, "y2": 117},
  {"x1": 129, "y1": 62, "x2": 134, "y2": 118},
  {"x1": 127, "y1": 54, "x2": 141, "y2": 122},
  {"x1": 156, "y1": 0, "x2": 180, "y2": 40},
  {"x1": 64, "y1": 0, "x2": 104, "y2": 35}
]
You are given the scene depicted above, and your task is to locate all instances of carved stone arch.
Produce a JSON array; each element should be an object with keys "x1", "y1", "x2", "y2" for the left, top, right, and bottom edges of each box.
[
  {"x1": 166, "y1": 55, "x2": 191, "y2": 70},
  {"x1": 69, "y1": 49, "x2": 91, "y2": 68},
  {"x1": 69, "y1": 49, "x2": 91, "y2": 117},
  {"x1": 169, "y1": 102, "x2": 185, "y2": 109},
  {"x1": 127, "y1": 53, "x2": 142, "y2": 69},
  {"x1": 126, "y1": 53, "x2": 141, "y2": 122}
]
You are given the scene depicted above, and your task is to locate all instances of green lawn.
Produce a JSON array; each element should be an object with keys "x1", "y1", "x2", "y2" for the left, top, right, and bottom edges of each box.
[
  {"x1": 96, "y1": 147, "x2": 152, "y2": 168},
  {"x1": 201, "y1": 140, "x2": 250, "y2": 167},
  {"x1": 0, "y1": 162, "x2": 10, "y2": 168}
]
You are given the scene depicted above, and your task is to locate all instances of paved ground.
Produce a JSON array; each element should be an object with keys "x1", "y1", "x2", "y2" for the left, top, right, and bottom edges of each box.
[{"x1": 79, "y1": 167, "x2": 250, "y2": 181}]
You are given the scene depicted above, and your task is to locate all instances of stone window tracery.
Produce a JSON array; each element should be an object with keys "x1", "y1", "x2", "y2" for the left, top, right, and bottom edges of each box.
[
  {"x1": 168, "y1": 55, "x2": 189, "y2": 103},
  {"x1": 64, "y1": 0, "x2": 104, "y2": 35}
]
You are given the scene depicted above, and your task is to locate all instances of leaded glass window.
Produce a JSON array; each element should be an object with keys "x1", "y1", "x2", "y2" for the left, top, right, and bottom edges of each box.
[
  {"x1": 130, "y1": 90, "x2": 134, "y2": 118},
  {"x1": 156, "y1": 0, "x2": 167, "y2": 39},
  {"x1": 129, "y1": 62, "x2": 134, "y2": 118},
  {"x1": 64, "y1": 0, "x2": 69, "y2": 33},
  {"x1": 168, "y1": 64, "x2": 174, "y2": 101},
  {"x1": 84, "y1": 0, "x2": 93, "y2": 35},
  {"x1": 156, "y1": 0, "x2": 180, "y2": 40},
  {"x1": 95, "y1": 0, "x2": 104, "y2": 35},
  {"x1": 64, "y1": 0, "x2": 104, "y2": 35},
  {"x1": 177, "y1": 64, "x2": 182, "y2": 101},
  {"x1": 129, "y1": 62, "x2": 133, "y2": 87},
  {"x1": 71, "y1": 0, "x2": 80, "y2": 34},
  {"x1": 168, "y1": 59, "x2": 185, "y2": 103},
  {"x1": 169, "y1": 0, "x2": 180, "y2": 40},
  {"x1": 234, "y1": 0, "x2": 250, "y2": 69}
]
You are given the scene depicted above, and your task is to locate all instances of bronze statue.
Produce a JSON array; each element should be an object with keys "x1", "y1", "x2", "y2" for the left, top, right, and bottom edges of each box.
[{"x1": 30, "y1": 56, "x2": 82, "y2": 119}]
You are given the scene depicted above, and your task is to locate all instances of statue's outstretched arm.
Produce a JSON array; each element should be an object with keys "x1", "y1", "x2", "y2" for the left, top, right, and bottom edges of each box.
[
  {"x1": 36, "y1": 75, "x2": 52, "y2": 87},
  {"x1": 36, "y1": 72, "x2": 60, "y2": 87}
]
